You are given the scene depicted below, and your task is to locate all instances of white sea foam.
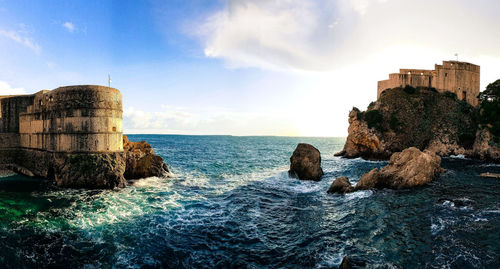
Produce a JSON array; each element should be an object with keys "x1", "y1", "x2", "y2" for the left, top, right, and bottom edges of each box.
[{"x1": 344, "y1": 190, "x2": 373, "y2": 201}]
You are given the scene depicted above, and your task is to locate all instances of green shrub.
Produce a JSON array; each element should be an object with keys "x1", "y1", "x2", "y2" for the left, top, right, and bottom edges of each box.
[
  {"x1": 364, "y1": 109, "x2": 384, "y2": 131},
  {"x1": 479, "y1": 79, "x2": 500, "y2": 143},
  {"x1": 389, "y1": 114, "x2": 400, "y2": 130},
  {"x1": 368, "y1": 101, "x2": 376, "y2": 109},
  {"x1": 403, "y1": 85, "x2": 416, "y2": 94},
  {"x1": 444, "y1": 91, "x2": 457, "y2": 99}
]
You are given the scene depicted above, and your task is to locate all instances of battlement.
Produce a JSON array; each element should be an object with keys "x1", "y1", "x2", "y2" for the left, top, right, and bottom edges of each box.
[
  {"x1": 378, "y1": 60, "x2": 480, "y2": 106},
  {"x1": 0, "y1": 85, "x2": 123, "y2": 153}
]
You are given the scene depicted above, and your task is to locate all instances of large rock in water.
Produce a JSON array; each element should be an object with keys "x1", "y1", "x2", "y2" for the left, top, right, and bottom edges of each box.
[
  {"x1": 356, "y1": 147, "x2": 444, "y2": 190},
  {"x1": 289, "y1": 143, "x2": 323, "y2": 181},
  {"x1": 123, "y1": 135, "x2": 171, "y2": 179},
  {"x1": 327, "y1": 177, "x2": 354, "y2": 194},
  {"x1": 467, "y1": 129, "x2": 500, "y2": 163}
]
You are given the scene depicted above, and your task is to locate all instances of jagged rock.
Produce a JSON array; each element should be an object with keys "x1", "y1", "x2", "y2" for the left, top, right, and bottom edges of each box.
[
  {"x1": 327, "y1": 177, "x2": 354, "y2": 194},
  {"x1": 356, "y1": 147, "x2": 444, "y2": 190},
  {"x1": 123, "y1": 135, "x2": 171, "y2": 179},
  {"x1": 339, "y1": 256, "x2": 352, "y2": 269},
  {"x1": 335, "y1": 108, "x2": 388, "y2": 159},
  {"x1": 289, "y1": 143, "x2": 323, "y2": 181},
  {"x1": 466, "y1": 129, "x2": 500, "y2": 163}
]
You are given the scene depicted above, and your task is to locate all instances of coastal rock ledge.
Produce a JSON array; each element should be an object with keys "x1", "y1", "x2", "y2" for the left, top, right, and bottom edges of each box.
[
  {"x1": 123, "y1": 135, "x2": 171, "y2": 180},
  {"x1": 289, "y1": 143, "x2": 324, "y2": 181},
  {"x1": 329, "y1": 147, "x2": 444, "y2": 193}
]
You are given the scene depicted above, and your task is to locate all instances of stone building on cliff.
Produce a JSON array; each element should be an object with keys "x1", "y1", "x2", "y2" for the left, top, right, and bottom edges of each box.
[
  {"x1": 0, "y1": 85, "x2": 169, "y2": 189},
  {"x1": 377, "y1": 60, "x2": 480, "y2": 106}
]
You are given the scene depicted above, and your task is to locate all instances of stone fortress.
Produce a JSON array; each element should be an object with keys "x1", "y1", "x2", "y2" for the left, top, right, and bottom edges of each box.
[
  {"x1": 0, "y1": 85, "x2": 168, "y2": 188},
  {"x1": 377, "y1": 60, "x2": 480, "y2": 106}
]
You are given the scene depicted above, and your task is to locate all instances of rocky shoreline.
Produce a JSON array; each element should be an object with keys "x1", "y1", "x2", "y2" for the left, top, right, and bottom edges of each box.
[
  {"x1": 335, "y1": 86, "x2": 499, "y2": 163},
  {"x1": 0, "y1": 135, "x2": 170, "y2": 189}
]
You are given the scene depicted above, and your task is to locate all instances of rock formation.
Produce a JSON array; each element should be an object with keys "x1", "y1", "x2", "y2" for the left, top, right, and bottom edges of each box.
[
  {"x1": 123, "y1": 135, "x2": 171, "y2": 179},
  {"x1": 467, "y1": 129, "x2": 500, "y2": 163},
  {"x1": 327, "y1": 177, "x2": 353, "y2": 194},
  {"x1": 336, "y1": 87, "x2": 478, "y2": 160},
  {"x1": 356, "y1": 147, "x2": 444, "y2": 190},
  {"x1": 289, "y1": 143, "x2": 323, "y2": 181},
  {"x1": 329, "y1": 148, "x2": 444, "y2": 193}
]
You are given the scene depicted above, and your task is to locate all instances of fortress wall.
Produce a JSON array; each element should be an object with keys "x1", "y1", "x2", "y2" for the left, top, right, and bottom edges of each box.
[
  {"x1": 18, "y1": 85, "x2": 123, "y2": 153},
  {"x1": 0, "y1": 95, "x2": 35, "y2": 133},
  {"x1": 377, "y1": 73, "x2": 433, "y2": 99},
  {"x1": 378, "y1": 61, "x2": 480, "y2": 106}
]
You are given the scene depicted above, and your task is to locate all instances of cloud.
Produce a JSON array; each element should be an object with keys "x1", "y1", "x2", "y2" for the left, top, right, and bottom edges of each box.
[
  {"x1": 195, "y1": 0, "x2": 500, "y2": 73},
  {"x1": 194, "y1": 0, "x2": 392, "y2": 71},
  {"x1": 62, "y1": 22, "x2": 76, "y2": 33},
  {"x1": 0, "y1": 81, "x2": 26, "y2": 95},
  {"x1": 196, "y1": 0, "x2": 349, "y2": 71},
  {"x1": 0, "y1": 29, "x2": 41, "y2": 54},
  {"x1": 123, "y1": 106, "x2": 300, "y2": 136}
]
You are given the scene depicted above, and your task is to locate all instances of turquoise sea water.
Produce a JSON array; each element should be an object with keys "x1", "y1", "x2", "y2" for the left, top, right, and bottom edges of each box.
[{"x1": 0, "y1": 135, "x2": 499, "y2": 268}]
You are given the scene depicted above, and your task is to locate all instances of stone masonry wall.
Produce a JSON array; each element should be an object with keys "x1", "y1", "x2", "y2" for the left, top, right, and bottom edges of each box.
[{"x1": 377, "y1": 60, "x2": 480, "y2": 106}]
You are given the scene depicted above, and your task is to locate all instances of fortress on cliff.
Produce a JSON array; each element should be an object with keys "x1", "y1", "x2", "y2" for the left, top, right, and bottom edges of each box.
[{"x1": 377, "y1": 60, "x2": 480, "y2": 106}]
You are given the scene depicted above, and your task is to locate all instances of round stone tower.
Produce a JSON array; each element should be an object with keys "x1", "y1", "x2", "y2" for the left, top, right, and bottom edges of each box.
[{"x1": 19, "y1": 85, "x2": 123, "y2": 152}]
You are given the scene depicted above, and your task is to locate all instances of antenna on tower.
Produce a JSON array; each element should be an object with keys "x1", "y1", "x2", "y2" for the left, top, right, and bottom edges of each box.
[{"x1": 454, "y1": 53, "x2": 458, "y2": 61}]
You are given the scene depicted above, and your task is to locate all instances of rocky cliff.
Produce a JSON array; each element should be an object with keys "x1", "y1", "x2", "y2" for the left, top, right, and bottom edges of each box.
[
  {"x1": 0, "y1": 136, "x2": 171, "y2": 189},
  {"x1": 336, "y1": 86, "x2": 490, "y2": 160}
]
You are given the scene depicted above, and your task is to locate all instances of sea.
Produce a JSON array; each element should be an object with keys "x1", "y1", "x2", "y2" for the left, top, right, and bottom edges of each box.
[{"x1": 0, "y1": 135, "x2": 498, "y2": 268}]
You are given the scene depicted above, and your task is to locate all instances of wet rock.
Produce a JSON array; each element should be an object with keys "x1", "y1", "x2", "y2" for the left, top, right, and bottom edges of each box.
[
  {"x1": 339, "y1": 256, "x2": 352, "y2": 269},
  {"x1": 327, "y1": 177, "x2": 354, "y2": 194},
  {"x1": 289, "y1": 143, "x2": 323, "y2": 181},
  {"x1": 123, "y1": 135, "x2": 171, "y2": 180},
  {"x1": 467, "y1": 129, "x2": 500, "y2": 163},
  {"x1": 356, "y1": 147, "x2": 444, "y2": 190},
  {"x1": 52, "y1": 152, "x2": 127, "y2": 189}
]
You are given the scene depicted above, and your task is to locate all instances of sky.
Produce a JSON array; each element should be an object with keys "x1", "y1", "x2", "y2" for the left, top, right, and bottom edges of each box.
[{"x1": 0, "y1": 0, "x2": 499, "y2": 137}]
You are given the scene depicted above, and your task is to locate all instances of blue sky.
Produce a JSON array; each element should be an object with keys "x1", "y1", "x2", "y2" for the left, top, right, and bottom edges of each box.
[{"x1": 1, "y1": 0, "x2": 500, "y2": 136}]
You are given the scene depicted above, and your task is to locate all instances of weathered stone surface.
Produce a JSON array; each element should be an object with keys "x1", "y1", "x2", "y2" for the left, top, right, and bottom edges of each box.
[
  {"x1": 334, "y1": 108, "x2": 388, "y2": 159},
  {"x1": 466, "y1": 129, "x2": 500, "y2": 163},
  {"x1": 327, "y1": 176, "x2": 354, "y2": 194},
  {"x1": 289, "y1": 143, "x2": 323, "y2": 181},
  {"x1": 52, "y1": 152, "x2": 127, "y2": 189},
  {"x1": 356, "y1": 147, "x2": 444, "y2": 190},
  {"x1": 480, "y1": 172, "x2": 500, "y2": 179},
  {"x1": 123, "y1": 135, "x2": 171, "y2": 180}
]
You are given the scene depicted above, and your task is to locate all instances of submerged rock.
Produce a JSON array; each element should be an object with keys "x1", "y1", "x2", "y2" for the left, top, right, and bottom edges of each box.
[
  {"x1": 289, "y1": 143, "x2": 323, "y2": 181},
  {"x1": 339, "y1": 256, "x2": 352, "y2": 269},
  {"x1": 123, "y1": 135, "x2": 171, "y2": 180},
  {"x1": 327, "y1": 177, "x2": 354, "y2": 194},
  {"x1": 356, "y1": 147, "x2": 444, "y2": 190}
]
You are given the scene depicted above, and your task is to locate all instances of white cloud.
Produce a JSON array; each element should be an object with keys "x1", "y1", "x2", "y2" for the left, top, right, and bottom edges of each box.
[
  {"x1": 62, "y1": 22, "x2": 76, "y2": 33},
  {"x1": 197, "y1": 0, "x2": 347, "y2": 71},
  {"x1": 0, "y1": 29, "x2": 41, "y2": 54},
  {"x1": 0, "y1": 81, "x2": 26, "y2": 95},
  {"x1": 123, "y1": 106, "x2": 301, "y2": 136},
  {"x1": 194, "y1": 0, "x2": 392, "y2": 71}
]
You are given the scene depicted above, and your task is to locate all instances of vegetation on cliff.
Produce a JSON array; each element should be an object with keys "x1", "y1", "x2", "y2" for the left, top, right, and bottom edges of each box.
[
  {"x1": 337, "y1": 86, "x2": 479, "y2": 159},
  {"x1": 478, "y1": 79, "x2": 500, "y2": 145}
]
